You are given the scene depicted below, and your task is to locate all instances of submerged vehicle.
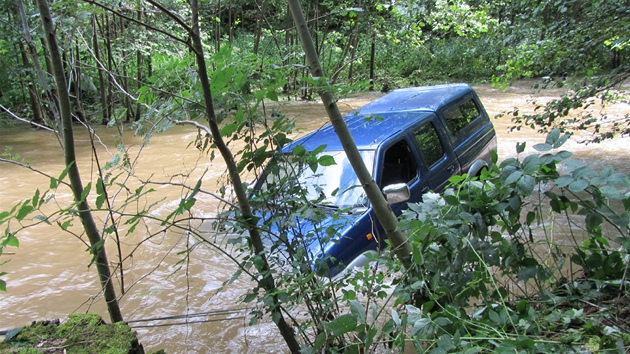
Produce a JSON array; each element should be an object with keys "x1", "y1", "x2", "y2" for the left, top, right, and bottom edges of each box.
[{"x1": 252, "y1": 83, "x2": 497, "y2": 277}]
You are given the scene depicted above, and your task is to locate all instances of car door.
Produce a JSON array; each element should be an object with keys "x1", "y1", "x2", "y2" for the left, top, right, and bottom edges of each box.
[
  {"x1": 410, "y1": 117, "x2": 460, "y2": 192},
  {"x1": 377, "y1": 137, "x2": 428, "y2": 205}
]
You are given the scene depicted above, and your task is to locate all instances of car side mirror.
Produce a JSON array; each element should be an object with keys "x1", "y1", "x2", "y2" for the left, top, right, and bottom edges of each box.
[{"x1": 382, "y1": 183, "x2": 410, "y2": 204}]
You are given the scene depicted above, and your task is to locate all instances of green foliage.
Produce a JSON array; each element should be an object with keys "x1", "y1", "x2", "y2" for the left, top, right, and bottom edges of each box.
[{"x1": 381, "y1": 129, "x2": 630, "y2": 352}]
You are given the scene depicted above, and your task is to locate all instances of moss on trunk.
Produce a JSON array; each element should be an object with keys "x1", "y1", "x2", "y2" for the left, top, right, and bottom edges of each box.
[{"x1": 0, "y1": 313, "x2": 144, "y2": 354}]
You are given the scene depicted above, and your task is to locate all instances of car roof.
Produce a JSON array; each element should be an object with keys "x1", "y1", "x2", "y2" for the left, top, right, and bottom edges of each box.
[{"x1": 283, "y1": 83, "x2": 474, "y2": 152}]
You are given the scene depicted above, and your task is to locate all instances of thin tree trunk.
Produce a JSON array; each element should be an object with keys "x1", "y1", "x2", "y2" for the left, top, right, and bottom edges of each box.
[
  {"x1": 215, "y1": 0, "x2": 221, "y2": 51},
  {"x1": 135, "y1": 4, "x2": 143, "y2": 121},
  {"x1": 287, "y1": 0, "x2": 413, "y2": 269},
  {"x1": 72, "y1": 42, "x2": 87, "y2": 122},
  {"x1": 116, "y1": 15, "x2": 133, "y2": 122},
  {"x1": 36, "y1": 0, "x2": 123, "y2": 323},
  {"x1": 189, "y1": 3, "x2": 301, "y2": 351},
  {"x1": 228, "y1": 4, "x2": 233, "y2": 45},
  {"x1": 19, "y1": 41, "x2": 44, "y2": 126},
  {"x1": 16, "y1": 0, "x2": 59, "y2": 129},
  {"x1": 253, "y1": 2, "x2": 263, "y2": 55},
  {"x1": 93, "y1": 15, "x2": 109, "y2": 124},
  {"x1": 40, "y1": 37, "x2": 61, "y2": 122},
  {"x1": 144, "y1": 0, "x2": 302, "y2": 351},
  {"x1": 105, "y1": 15, "x2": 115, "y2": 122},
  {"x1": 369, "y1": 32, "x2": 375, "y2": 91}
]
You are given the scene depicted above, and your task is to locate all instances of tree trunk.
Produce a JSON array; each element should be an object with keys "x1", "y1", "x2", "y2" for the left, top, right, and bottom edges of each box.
[
  {"x1": 71, "y1": 42, "x2": 87, "y2": 123},
  {"x1": 369, "y1": 31, "x2": 375, "y2": 91},
  {"x1": 135, "y1": 5, "x2": 143, "y2": 121},
  {"x1": 253, "y1": 2, "x2": 263, "y2": 55},
  {"x1": 36, "y1": 0, "x2": 123, "y2": 324},
  {"x1": 19, "y1": 41, "x2": 44, "y2": 126},
  {"x1": 92, "y1": 15, "x2": 109, "y2": 125},
  {"x1": 16, "y1": 0, "x2": 59, "y2": 129},
  {"x1": 287, "y1": 0, "x2": 413, "y2": 269},
  {"x1": 105, "y1": 15, "x2": 115, "y2": 123},
  {"x1": 189, "y1": 1, "x2": 301, "y2": 351},
  {"x1": 215, "y1": 0, "x2": 221, "y2": 51},
  {"x1": 144, "y1": 0, "x2": 302, "y2": 351}
]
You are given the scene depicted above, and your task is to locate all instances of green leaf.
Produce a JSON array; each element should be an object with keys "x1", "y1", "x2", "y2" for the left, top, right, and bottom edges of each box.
[
  {"x1": 489, "y1": 310, "x2": 502, "y2": 325},
  {"x1": 553, "y1": 134, "x2": 570, "y2": 148},
  {"x1": 292, "y1": 145, "x2": 306, "y2": 156},
  {"x1": 323, "y1": 314, "x2": 357, "y2": 337},
  {"x1": 16, "y1": 203, "x2": 33, "y2": 221},
  {"x1": 434, "y1": 317, "x2": 452, "y2": 327},
  {"x1": 521, "y1": 155, "x2": 540, "y2": 173},
  {"x1": 555, "y1": 151, "x2": 572, "y2": 161},
  {"x1": 318, "y1": 155, "x2": 336, "y2": 166},
  {"x1": 517, "y1": 175, "x2": 536, "y2": 194},
  {"x1": 95, "y1": 178, "x2": 106, "y2": 209},
  {"x1": 81, "y1": 182, "x2": 92, "y2": 201},
  {"x1": 349, "y1": 300, "x2": 366, "y2": 323},
  {"x1": 545, "y1": 128, "x2": 561, "y2": 145},
  {"x1": 96, "y1": 194, "x2": 106, "y2": 210},
  {"x1": 568, "y1": 179, "x2": 589, "y2": 193},
  {"x1": 443, "y1": 194, "x2": 460, "y2": 206},
  {"x1": 518, "y1": 266, "x2": 537, "y2": 281},
  {"x1": 266, "y1": 90, "x2": 279, "y2": 101},
  {"x1": 533, "y1": 143, "x2": 552, "y2": 151},
  {"x1": 391, "y1": 309, "x2": 401, "y2": 326},
  {"x1": 0, "y1": 279, "x2": 5, "y2": 292},
  {"x1": 313, "y1": 332, "x2": 327, "y2": 350},
  {"x1": 220, "y1": 123, "x2": 238, "y2": 136},
  {"x1": 526, "y1": 211, "x2": 536, "y2": 225},
  {"x1": 516, "y1": 142, "x2": 526, "y2": 154},
  {"x1": 410, "y1": 318, "x2": 432, "y2": 336},
  {"x1": 5, "y1": 234, "x2": 19, "y2": 247},
  {"x1": 32, "y1": 189, "x2": 41, "y2": 208},
  {"x1": 555, "y1": 175, "x2": 574, "y2": 188},
  {"x1": 505, "y1": 170, "x2": 523, "y2": 185},
  {"x1": 58, "y1": 162, "x2": 73, "y2": 183},
  {"x1": 96, "y1": 177, "x2": 105, "y2": 195},
  {"x1": 600, "y1": 186, "x2": 624, "y2": 200},
  {"x1": 60, "y1": 220, "x2": 73, "y2": 230},
  {"x1": 311, "y1": 144, "x2": 328, "y2": 155},
  {"x1": 585, "y1": 212, "x2": 603, "y2": 230}
]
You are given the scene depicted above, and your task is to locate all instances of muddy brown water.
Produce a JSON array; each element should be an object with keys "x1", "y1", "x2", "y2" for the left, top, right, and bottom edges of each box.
[{"x1": 0, "y1": 82, "x2": 628, "y2": 353}]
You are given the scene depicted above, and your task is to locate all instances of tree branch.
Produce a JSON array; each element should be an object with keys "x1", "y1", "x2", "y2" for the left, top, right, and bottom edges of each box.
[
  {"x1": 82, "y1": 0, "x2": 189, "y2": 47},
  {"x1": 0, "y1": 105, "x2": 57, "y2": 132}
]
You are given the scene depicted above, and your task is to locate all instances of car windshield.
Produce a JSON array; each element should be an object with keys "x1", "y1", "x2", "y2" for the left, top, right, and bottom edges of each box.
[{"x1": 259, "y1": 150, "x2": 375, "y2": 209}]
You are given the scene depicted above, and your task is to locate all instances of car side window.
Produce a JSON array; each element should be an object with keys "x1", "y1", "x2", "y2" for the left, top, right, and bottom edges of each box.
[
  {"x1": 380, "y1": 140, "x2": 418, "y2": 187},
  {"x1": 413, "y1": 122, "x2": 444, "y2": 167},
  {"x1": 444, "y1": 98, "x2": 481, "y2": 135}
]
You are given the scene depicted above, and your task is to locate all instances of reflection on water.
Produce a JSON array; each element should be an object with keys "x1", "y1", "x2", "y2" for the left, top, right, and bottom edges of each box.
[{"x1": 0, "y1": 82, "x2": 627, "y2": 352}]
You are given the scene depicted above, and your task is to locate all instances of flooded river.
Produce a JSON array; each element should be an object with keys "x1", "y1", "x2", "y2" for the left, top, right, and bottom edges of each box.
[{"x1": 0, "y1": 82, "x2": 628, "y2": 353}]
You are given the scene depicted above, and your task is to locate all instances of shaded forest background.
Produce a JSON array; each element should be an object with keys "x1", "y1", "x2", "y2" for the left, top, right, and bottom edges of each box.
[{"x1": 1, "y1": 0, "x2": 628, "y2": 129}]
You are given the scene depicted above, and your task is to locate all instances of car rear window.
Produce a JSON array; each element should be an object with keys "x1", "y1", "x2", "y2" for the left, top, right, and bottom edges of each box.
[{"x1": 443, "y1": 98, "x2": 481, "y2": 135}]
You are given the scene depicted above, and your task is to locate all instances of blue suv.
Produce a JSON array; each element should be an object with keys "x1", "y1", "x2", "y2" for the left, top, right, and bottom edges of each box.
[{"x1": 252, "y1": 84, "x2": 497, "y2": 277}]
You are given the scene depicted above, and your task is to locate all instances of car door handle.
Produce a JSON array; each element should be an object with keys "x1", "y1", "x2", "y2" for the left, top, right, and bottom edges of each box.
[{"x1": 447, "y1": 165, "x2": 456, "y2": 173}]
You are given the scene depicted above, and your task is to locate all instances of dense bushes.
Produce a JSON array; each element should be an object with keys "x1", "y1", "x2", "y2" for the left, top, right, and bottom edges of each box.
[{"x1": 224, "y1": 128, "x2": 629, "y2": 352}]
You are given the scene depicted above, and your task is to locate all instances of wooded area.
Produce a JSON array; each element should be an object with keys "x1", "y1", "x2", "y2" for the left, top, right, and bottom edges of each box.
[
  {"x1": 0, "y1": 1, "x2": 629, "y2": 353},
  {"x1": 1, "y1": 0, "x2": 628, "y2": 133}
]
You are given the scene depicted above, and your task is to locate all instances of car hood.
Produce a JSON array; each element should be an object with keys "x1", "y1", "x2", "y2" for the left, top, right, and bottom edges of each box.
[{"x1": 255, "y1": 204, "x2": 367, "y2": 267}]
